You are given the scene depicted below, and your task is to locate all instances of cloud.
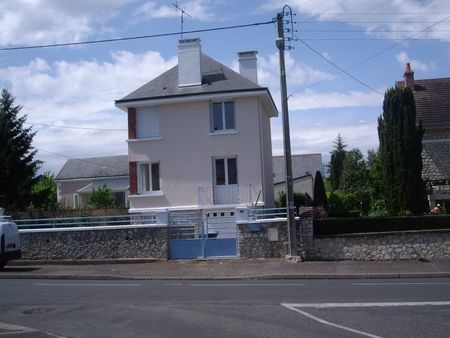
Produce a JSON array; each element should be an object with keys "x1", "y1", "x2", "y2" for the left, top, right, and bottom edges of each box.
[
  {"x1": 0, "y1": 0, "x2": 129, "y2": 46},
  {"x1": 134, "y1": 0, "x2": 216, "y2": 21},
  {"x1": 263, "y1": 0, "x2": 450, "y2": 42},
  {"x1": 0, "y1": 50, "x2": 177, "y2": 173},
  {"x1": 287, "y1": 88, "x2": 383, "y2": 110},
  {"x1": 395, "y1": 51, "x2": 436, "y2": 73}
]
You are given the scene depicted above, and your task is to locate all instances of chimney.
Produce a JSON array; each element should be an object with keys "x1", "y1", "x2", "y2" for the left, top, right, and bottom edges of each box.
[
  {"x1": 238, "y1": 51, "x2": 258, "y2": 84},
  {"x1": 178, "y1": 38, "x2": 202, "y2": 87},
  {"x1": 404, "y1": 62, "x2": 415, "y2": 90}
]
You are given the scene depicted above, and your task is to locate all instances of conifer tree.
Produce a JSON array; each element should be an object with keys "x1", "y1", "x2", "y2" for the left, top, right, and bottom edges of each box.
[
  {"x1": 313, "y1": 171, "x2": 328, "y2": 210},
  {"x1": 0, "y1": 89, "x2": 41, "y2": 211},
  {"x1": 378, "y1": 86, "x2": 426, "y2": 215},
  {"x1": 329, "y1": 134, "x2": 347, "y2": 190}
]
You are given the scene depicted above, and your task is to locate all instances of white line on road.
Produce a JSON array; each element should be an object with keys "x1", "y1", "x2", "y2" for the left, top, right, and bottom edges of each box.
[
  {"x1": 353, "y1": 282, "x2": 450, "y2": 286},
  {"x1": 281, "y1": 303, "x2": 382, "y2": 338},
  {"x1": 190, "y1": 283, "x2": 305, "y2": 287},
  {"x1": 281, "y1": 301, "x2": 450, "y2": 308},
  {"x1": 34, "y1": 283, "x2": 141, "y2": 287}
]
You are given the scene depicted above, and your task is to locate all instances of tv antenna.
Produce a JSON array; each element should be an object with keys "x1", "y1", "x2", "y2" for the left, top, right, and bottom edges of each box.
[{"x1": 173, "y1": 1, "x2": 192, "y2": 38}]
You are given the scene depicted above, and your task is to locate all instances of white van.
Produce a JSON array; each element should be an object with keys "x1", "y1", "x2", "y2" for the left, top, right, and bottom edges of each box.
[{"x1": 0, "y1": 208, "x2": 21, "y2": 269}]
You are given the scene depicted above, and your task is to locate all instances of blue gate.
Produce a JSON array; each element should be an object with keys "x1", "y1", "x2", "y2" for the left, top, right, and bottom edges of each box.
[{"x1": 169, "y1": 210, "x2": 237, "y2": 259}]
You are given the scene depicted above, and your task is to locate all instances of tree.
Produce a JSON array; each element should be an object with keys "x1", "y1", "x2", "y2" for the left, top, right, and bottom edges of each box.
[
  {"x1": 0, "y1": 89, "x2": 41, "y2": 211},
  {"x1": 30, "y1": 171, "x2": 58, "y2": 210},
  {"x1": 378, "y1": 86, "x2": 426, "y2": 215},
  {"x1": 89, "y1": 184, "x2": 114, "y2": 209},
  {"x1": 313, "y1": 171, "x2": 328, "y2": 210},
  {"x1": 329, "y1": 134, "x2": 347, "y2": 190},
  {"x1": 367, "y1": 149, "x2": 388, "y2": 215},
  {"x1": 339, "y1": 148, "x2": 371, "y2": 214}
]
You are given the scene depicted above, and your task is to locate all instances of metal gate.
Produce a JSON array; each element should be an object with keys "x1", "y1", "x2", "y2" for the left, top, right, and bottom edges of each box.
[{"x1": 169, "y1": 210, "x2": 237, "y2": 259}]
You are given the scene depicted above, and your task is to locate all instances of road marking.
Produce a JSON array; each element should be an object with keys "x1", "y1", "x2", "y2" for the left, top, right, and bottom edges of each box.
[
  {"x1": 353, "y1": 282, "x2": 450, "y2": 286},
  {"x1": 34, "y1": 283, "x2": 141, "y2": 287},
  {"x1": 282, "y1": 301, "x2": 450, "y2": 308},
  {"x1": 190, "y1": 283, "x2": 305, "y2": 287},
  {"x1": 281, "y1": 303, "x2": 382, "y2": 338}
]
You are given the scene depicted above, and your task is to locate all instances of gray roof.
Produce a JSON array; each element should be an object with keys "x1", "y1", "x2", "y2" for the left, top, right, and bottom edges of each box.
[
  {"x1": 116, "y1": 54, "x2": 271, "y2": 104},
  {"x1": 273, "y1": 154, "x2": 323, "y2": 184},
  {"x1": 55, "y1": 155, "x2": 128, "y2": 180}
]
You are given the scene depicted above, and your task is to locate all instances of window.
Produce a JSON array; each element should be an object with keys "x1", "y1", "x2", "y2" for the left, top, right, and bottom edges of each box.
[
  {"x1": 138, "y1": 163, "x2": 160, "y2": 193},
  {"x1": 211, "y1": 101, "x2": 235, "y2": 132},
  {"x1": 136, "y1": 106, "x2": 160, "y2": 139},
  {"x1": 214, "y1": 157, "x2": 237, "y2": 186}
]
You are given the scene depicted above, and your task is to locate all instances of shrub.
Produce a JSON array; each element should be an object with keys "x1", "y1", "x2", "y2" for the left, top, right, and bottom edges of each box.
[
  {"x1": 89, "y1": 184, "x2": 114, "y2": 209},
  {"x1": 314, "y1": 215, "x2": 450, "y2": 236}
]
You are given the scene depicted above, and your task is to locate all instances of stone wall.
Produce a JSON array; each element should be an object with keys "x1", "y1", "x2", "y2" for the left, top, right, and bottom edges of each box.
[
  {"x1": 314, "y1": 229, "x2": 450, "y2": 261},
  {"x1": 20, "y1": 226, "x2": 168, "y2": 260},
  {"x1": 238, "y1": 221, "x2": 289, "y2": 258},
  {"x1": 237, "y1": 216, "x2": 314, "y2": 259}
]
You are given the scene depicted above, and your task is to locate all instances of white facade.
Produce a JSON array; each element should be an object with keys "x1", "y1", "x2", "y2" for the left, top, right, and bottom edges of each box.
[{"x1": 126, "y1": 95, "x2": 275, "y2": 212}]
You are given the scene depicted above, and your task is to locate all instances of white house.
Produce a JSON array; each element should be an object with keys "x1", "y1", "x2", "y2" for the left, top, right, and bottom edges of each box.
[{"x1": 115, "y1": 38, "x2": 278, "y2": 213}]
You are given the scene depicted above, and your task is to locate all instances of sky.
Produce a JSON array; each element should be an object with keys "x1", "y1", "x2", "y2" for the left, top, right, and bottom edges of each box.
[{"x1": 0, "y1": 0, "x2": 449, "y2": 175}]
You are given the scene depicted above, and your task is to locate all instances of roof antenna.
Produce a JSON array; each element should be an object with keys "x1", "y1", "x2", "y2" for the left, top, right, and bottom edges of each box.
[{"x1": 173, "y1": 1, "x2": 192, "y2": 38}]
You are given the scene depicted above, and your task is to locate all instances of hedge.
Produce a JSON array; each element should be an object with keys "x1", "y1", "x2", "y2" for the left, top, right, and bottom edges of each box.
[{"x1": 314, "y1": 215, "x2": 450, "y2": 236}]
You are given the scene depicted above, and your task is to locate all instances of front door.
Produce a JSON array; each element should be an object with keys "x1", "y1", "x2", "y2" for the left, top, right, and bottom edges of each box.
[{"x1": 213, "y1": 157, "x2": 239, "y2": 204}]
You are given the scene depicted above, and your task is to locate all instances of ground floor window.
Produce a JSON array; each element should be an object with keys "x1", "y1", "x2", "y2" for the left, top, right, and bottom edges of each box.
[{"x1": 138, "y1": 162, "x2": 160, "y2": 193}]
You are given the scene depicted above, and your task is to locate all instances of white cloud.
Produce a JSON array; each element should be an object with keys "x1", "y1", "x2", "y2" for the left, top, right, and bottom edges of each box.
[
  {"x1": 395, "y1": 51, "x2": 436, "y2": 73},
  {"x1": 263, "y1": 0, "x2": 450, "y2": 42},
  {"x1": 0, "y1": 0, "x2": 129, "y2": 46},
  {"x1": 135, "y1": 0, "x2": 216, "y2": 21},
  {"x1": 287, "y1": 88, "x2": 383, "y2": 110},
  {"x1": 0, "y1": 50, "x2": 177, "y2": 173}
]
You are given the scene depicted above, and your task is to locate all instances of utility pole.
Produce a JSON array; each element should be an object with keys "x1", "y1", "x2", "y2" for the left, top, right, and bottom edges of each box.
[{"x1": 276, "y1": 9, "x2": 297, "y2": 257}]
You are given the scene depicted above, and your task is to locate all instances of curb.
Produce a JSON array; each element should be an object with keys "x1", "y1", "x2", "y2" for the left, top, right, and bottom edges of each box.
[
  {"x1": 1, "y1": 272, "x2": 450, "y2": 280},
  {"x1": 8, "y1": 258, "x2": 161, "y2": 266}
]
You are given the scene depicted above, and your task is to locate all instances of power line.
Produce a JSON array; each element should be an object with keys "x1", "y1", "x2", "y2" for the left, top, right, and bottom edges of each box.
[
  {"x1": 0, "y1": 20, "x2": 275, "y2": 52},
  {"x1": 293, "y1": 33, "x2": 383, "y2": 95},
  {"x1": 27, "y1": 122, "x2": 127, "y2": 131}
]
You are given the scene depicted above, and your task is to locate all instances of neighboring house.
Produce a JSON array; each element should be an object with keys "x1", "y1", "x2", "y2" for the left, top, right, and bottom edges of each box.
[
  {"x1": 55, "y1": 155, "x2": 129, "y2": 208},
  {"x1": 397, "y1": 63, "x2": 450, "y2": 210},
  {"x1": 272, "y1": 153, "x2": 323, "y2": 200},
  {"x1": 115, "y1": 38, "x2": 278, "y2": 213}
]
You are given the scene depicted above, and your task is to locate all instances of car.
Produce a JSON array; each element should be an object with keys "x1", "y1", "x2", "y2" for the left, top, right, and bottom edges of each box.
[{"x1": 0, "y1": 208, "x2": 21, "y2": 269}]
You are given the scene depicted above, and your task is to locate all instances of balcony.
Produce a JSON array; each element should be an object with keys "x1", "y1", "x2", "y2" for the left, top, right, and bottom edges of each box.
[{"x1": 198, "y1": 184, "x2": 254, "y2": 206}]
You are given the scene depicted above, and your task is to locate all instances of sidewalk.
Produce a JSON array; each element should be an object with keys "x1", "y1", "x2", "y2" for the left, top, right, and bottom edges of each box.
[{"x1": 2, "y1": 258, "x2": 450, "y2": 280}]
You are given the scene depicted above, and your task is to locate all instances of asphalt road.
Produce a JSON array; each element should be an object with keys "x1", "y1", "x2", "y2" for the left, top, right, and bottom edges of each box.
[{"x1": 1, "y1": 278, "x2": 450, "y2": 337}]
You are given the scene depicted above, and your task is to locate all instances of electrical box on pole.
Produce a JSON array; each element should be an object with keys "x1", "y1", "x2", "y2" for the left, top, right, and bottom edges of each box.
[{"x1": 276, "y1": 6, "x2": 298, "y2": 258}]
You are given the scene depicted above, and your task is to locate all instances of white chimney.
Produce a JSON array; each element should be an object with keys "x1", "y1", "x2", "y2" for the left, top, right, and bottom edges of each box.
[
  {"x1": 238, "y1": 51, "x2": 258, "y2": 84},
  {"x1": 178, "y1": 38, "x2": 202, "y2": 87}
]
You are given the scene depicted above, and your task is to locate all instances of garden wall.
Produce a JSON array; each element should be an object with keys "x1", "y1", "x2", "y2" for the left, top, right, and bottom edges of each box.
[
  {"x1": 20, "y1": 225, "x2": 168, "y2": 260},
  {"x1": 314, "y1": 229, "x2": 450, "y2": 260}
]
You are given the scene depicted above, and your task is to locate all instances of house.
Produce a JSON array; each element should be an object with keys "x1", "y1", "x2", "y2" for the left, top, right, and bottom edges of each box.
[
  {"x1": 397, "y1": 63, "x2": 450, "y2": 210},
  {"x1": 115, "y1": 38, "x2": 278, "y2": 213},
  {"x1": 272, "y1": 153, "x2": 323, "y2": 200},
  {"x1": 55, "y1": 155, "x2": 129, "y2": 208}
]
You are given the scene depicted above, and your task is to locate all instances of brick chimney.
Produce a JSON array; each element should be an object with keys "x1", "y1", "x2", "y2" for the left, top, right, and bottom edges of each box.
[
  {"x1": 404, "y1": 62, "x2": 415, "y2": 90},
  {"x1": 178, "y1": 38, "x2": 202, "y2": 87},
  {"x1": 238, "y1": 51, "x2": 258, "y2": 84}
]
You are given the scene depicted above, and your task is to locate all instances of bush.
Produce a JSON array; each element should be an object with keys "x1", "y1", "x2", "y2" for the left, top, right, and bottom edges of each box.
[
  {"x1": 89, "y1": 184, "x2": 114, "y2": 209},
  {"x1": 275, "y1": 191, "x2": 312, "y2": 212},
  {"x1": 314, "y1": 215, "x2": 450, "y2": 236}
]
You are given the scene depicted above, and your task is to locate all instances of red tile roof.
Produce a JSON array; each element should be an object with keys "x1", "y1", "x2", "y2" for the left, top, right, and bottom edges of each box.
[{"x1": 396, "y1": 77, "x2": 450, "y2": 128}]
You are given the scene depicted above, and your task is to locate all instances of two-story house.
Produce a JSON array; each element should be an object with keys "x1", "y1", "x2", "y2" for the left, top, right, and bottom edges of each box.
[
  {"x1": 397, "y1": 63, "x2": 450, "y2": 211},
  {"x1": 115, "y1": 38, "x2": 278, "y2": 214}
]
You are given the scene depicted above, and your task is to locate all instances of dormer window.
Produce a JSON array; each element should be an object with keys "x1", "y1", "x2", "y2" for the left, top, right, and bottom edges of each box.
[{"x1": 211, "y1": 101, "x2": 235, "y2": 132}]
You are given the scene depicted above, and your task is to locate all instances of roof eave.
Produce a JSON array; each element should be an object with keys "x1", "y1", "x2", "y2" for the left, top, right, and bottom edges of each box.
[{"x1": 115, "y1": 88, "x2": 278, "y2": 117}]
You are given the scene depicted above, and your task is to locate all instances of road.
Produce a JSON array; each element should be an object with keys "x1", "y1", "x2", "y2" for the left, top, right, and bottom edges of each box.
[{"x1": 1, "y1": 278, "x2": 450, "y2": 337}]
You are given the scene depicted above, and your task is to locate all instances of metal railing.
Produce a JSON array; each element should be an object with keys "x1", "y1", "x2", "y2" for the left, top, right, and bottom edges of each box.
[
  {"x1": 13, "y1": 213, "x2": 160, "y2": 230},
  {"x1": 250, "y1": 207, "x2": 288, "y2": 220}
]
